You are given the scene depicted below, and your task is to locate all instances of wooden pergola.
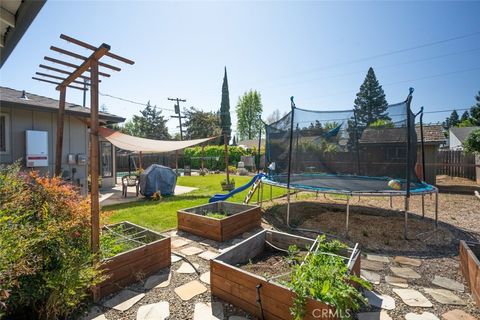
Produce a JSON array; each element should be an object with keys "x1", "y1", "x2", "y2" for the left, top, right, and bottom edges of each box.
[{"x1": 32, "y1": 34, "x2": 134, "y2": 254}]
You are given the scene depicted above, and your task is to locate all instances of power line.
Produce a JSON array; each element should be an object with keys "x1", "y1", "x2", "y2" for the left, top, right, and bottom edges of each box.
[{"x1": 99, "y1": 92, "x2": 175, "y2": 112}]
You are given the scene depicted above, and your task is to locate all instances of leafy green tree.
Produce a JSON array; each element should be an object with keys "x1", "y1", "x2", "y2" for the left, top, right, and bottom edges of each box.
[
  {"x1": 443, "y1": 110, "x2": 459, "y2": 129},
  {"x1": 368, "y1": 119, "x2": 394, "y2": 128},
  {"x1": 219, "y1": 67, "x2": 231, "y2": 144},
  {"x1": 122, "y1": 101, "x2": 170, "y2": 140},
  {"x1": 464, "y1": 129, "x2": 480, "y2": 153},
  {"x1": 460, "y1": 110, "x2": 470, "y2": 122},
  {"x1": 353, "y1": 67, "x2": 389, "y2": 127},
  {"x1": 470, "y1": 91, "x2": 480, "y2": 126},
  {"x1": 183, "y1": 107, "x2": 221, "y2": 141},
  {"x1": 236, "y1": 90, "x2": 263, "y2": 140}
]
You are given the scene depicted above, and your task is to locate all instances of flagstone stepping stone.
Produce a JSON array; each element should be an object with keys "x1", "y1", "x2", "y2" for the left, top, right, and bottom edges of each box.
[
  {"x1": 200, "y1": 271, "x2": 210, "y2": 284},
  {"x1": 405, "y1": 312, "x2": 439, "y2": 320},
  {"x1": 394, "y1": 256, "x2": 422, "y2": 267},
  {"x1": 362, "y1": 259, "x2": 385, "y2": 271},
  {"x1": 366, "y1": 254, "x2": 390, "y2": 263},
  {"x1": 198, "y1": 250, "x2": 218, "y2": 260},
  {"x1": 81, "y1": 306, "x2": 106, "y2": 320},
  {"x1": 357, "y1": 311, "x2": 393, "y2": 320},
  {"x1": 180, "y1": 246, "x2": 204, "y2": 256},
  {"x1": 136, "y1": 301, "x2": 169, "y2": 320},
  {"x1": 390, "y1": 267, "x2": 421, "y2": 279},
  {"x1": 385, "y1": 275, "x2": 409, "y2": 288},
  {"x1": 171, "y1": 239, "x2": 190, "y2": 248},
  {"x1": 392, "y1": 289, "x2": 432, "y2": 307},
  {"x1": 431, "y1": 275, "x2": 464, "y2": 292},
  {"x1": 423, "y1": 288, "x2": 466, "y2": 305},
  {"x1": 174, "y1": 280, "x2": 207, "y2": 301},
  {"x1": 193, "y1": 302, "x2": 224, "y2": 320},
  {"x1": 176, "y1": 262, "x2": 200, "y2": 274},
  {"x1": 441, "y1": 309, "x2": 477, "y2": 320},
  {"x1": 361, "y1": 269, "x2": 381, "y2": 284},
  {"x1": 103, "y1": 289, "x2": 145, "y2": 311},
  {"x1": 365, "y1": 290, "x2": 396, "y2": 310},
  {"x1": 171, "y1": 254, "x2": 182, "y2": 263},
  {"x1": 144, "y1": 271, "x2": 171, "y2": 289}
]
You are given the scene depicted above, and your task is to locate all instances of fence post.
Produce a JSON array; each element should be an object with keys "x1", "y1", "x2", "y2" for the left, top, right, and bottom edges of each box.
[{"x1": 476, "y1": 154, "x2": 480, "y2": 184}]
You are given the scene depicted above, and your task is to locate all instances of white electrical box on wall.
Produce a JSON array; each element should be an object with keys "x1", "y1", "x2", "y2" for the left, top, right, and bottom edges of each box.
[{"x1": 26, "y1": 130, "x2": 49, "y2": 167}]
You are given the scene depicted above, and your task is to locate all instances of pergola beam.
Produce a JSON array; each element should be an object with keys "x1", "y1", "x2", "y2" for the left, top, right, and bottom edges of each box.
[
  {"x1": 60, "y1": 34, "x2": 134, "y2": 65},
  {"x1": 39, "y1": 64, "x2": 101, "y2": 82},
  {"x1": 44, "y1": 56, "x2": 111, "y2": 77},
  {"x1": 35, "y1": 72, "x2": 92, "y2": 86},
  {"x1": 55, "y1": 43, "x2": 110, "y2": 91},
  {"x1": 50, "y1": 45, "x2": 121, "y2": 71},
  {"x1": 32, "y1": 77, "x2": 86, "y2": 91}
]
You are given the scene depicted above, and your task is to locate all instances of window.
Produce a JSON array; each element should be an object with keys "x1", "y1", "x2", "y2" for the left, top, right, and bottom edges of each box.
[
  {"x1": 0, "y1": 113, "x2": 10, "y2": 154},
  {"x1": 100, "y1": 141, "x2": 113, "y2": 178}
]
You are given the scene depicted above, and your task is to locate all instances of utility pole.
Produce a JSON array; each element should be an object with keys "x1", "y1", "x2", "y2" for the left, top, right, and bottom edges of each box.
[
  {"x1": 82, "y1": 78, "x2": 89, "y2": 107},
  {"x1": 168, "y1": 97, "x2": 186, "y2": 140}
]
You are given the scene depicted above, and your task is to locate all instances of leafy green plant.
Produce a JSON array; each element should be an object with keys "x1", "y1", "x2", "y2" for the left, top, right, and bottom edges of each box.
[
  {"x1": 100, "y1": 226, "x2": 140, "y2": 260},
  {"x1": 286, "y1": 235, "x2": 371, "y2": 320},
  {"x1": 205, "y1": 212, "x2": 228, "y2": 219},
  {"x1": 0, "y1": 163, "x2": 105, "y2": 319},
  {"x1": 228, "y1": 165, "x2": 237, "y2": 174},
  {"x1": 464, "y1": 128, "x2": 480, "y2": 153}
]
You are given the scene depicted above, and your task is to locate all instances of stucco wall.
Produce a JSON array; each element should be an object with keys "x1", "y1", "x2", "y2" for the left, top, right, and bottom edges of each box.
[{"x1": 0, "y1": 105, "x2": 88, "y2": 194}]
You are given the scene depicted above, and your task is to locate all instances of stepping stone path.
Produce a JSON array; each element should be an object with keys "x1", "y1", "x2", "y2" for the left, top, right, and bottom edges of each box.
[
  {"x1": 431, "y1": 275, "x2": 464, "y2": 292},
  {"x1": 144, "y1": 271, "x2": 171, "y2": 289},
  {"x1": 136, "y1": 301, "x2": 169, "y2": 320},
  {"x1": 423, "y1": 288, "x2": 466, "y2": 305},
  {"x1": 176, "y1": 262, "x2": 200, "y2": 274},
  {"x1": 174, "y1": 280, "x2": 207, "y2": 301},
  {"x1": 392, "y1": 289, "x2": 432, "y2": 307},
  {"x1": 357, "y1": 311, "x2": 393, "y2": 320},
  {"x1": 391, "y1": 267, "x2": 421, "y2": 279},
  {"x1": 103, "y1": 289, "x2": 145, "y2": 312},
  {"x1": 361, "y1": 269, "x2": 381, "y2": 284},
  {"x1": 171, "y1": 238, "x2": 190, "y2": 248},
  {"x1": 405, "y1": 312, "x2": 439, "y2": 320},
  {"x1": 180, "y1": 246, "x2": 204, "y2": 256},
  {"x1": 193, "y1": 302, "x2": 224, "y2": 320},
  {"x1": 394, "y1": 256, "x2": 422, "y2": 267},
  {"x1": 200, "y1": 271, "x2": 211, "y2": 284},
  {"x1": 441, "y1": 309, "x2": 477, "y2": 320},
  {"x1": 362, "y1": 259, "x2": 384, "y2": 271},
  {"x1": 198, "y1": 250, "x2": 218, "y2": 260},
  {"x1": 385, "y1": 275, "x2": 408, "y2": 288},
  {"x1": 366, "y1": 254, "x2": 390, "y2": 263},
  {"x1": 171, "y1": 254, "x2": 182, "y2": 262},
  {"x1": 365, "y1": 290, "x2": 396, "y2": 310}
]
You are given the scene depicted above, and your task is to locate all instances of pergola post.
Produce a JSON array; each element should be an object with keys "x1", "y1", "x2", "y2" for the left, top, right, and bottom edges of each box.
[
  {"x1": 89, "y1": 58, "x2": 100, "y2": 254},
  {"x1": 54, "y1": 86, "x2": 66, "y2": 176}
]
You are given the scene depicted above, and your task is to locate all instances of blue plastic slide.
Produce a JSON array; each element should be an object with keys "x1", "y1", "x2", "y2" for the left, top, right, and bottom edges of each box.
[{"x1": 209, "y1": 173, "x2": 266, "y2": 203}]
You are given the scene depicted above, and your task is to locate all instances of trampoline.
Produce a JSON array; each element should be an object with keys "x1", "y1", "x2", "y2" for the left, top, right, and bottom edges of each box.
[{"x1": 260, "y1": 88, "x2": 438, "y2": 239}]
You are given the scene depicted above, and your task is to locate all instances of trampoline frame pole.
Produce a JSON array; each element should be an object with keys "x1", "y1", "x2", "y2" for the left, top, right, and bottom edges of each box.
[
  {"x1": 419, "y1": 107, "x2": 426, "y2": 182},
  {"x1": 404, "y1": 88, "x2": 414, "y2": 240},
  {"x1": 286, "y1": 97, "x2": 296, "y2": 228},
  {"x1": 421, "y1": 194, "x2": 425, "y2": 218},
  {"x1": 435, "y1": 190, "x2": 439, "y2": 229}
]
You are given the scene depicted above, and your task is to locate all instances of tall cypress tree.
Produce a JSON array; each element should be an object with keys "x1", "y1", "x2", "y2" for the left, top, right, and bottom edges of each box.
[
  {"x1": 219, "y1": 67, "x2": 231, "y2": 145},
  {"x1": 353, "y1": 67, "x2": 389, "y2": 127}
]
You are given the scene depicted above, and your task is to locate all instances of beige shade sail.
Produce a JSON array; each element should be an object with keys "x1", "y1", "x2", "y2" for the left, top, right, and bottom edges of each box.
[{"x1": 98, "y1": 127, "x2": 217, "y2": 153}]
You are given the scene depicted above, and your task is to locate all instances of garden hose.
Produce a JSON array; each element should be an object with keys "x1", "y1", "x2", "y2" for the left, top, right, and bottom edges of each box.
[
  {"x1": 171, "y1": 252, "x2": 201, "y2": 275},
  {"x1": 256, "y1": 284, "x2": 265, "y2": 320}
]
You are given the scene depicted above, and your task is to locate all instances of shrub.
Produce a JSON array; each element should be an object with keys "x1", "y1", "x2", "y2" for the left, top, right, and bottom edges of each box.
[
  {"x1": 464, "y1": 128, "x2": 480, "y2": 153},
  {"x1": 184, "y1": 146, "x2": 254, "y2": 170},
  {"x1": 228, "y1": 165, "x2": 237, "y2": 174},
  {"x1": 0, "y1": 163, "x2": 104, "y2": 319}
]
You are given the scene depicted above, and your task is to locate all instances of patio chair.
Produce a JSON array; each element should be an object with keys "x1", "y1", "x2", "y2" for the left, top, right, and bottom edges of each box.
[{"x1": 121, "y1": 174, "x2": 139, "y2": 198}]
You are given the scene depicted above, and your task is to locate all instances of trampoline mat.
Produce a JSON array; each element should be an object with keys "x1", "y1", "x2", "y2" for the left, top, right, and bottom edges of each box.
[{"x1": 265, "y1": 174, "x2": 434, "y2": 194}]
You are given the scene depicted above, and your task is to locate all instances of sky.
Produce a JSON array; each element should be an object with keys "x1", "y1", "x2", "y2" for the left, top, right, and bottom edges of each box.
[{"x1": 1, "y1": 1, "x2": 479, "y2": 137}]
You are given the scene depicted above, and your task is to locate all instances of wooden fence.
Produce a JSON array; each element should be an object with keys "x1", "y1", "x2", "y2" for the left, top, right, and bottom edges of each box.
[{"x1": 435, "y1": 150, "x2": 477, "y2": 180}]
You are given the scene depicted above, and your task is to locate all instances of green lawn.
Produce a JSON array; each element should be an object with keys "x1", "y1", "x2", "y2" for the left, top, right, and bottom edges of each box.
[{"x1": 103, "y1": 174, "x2": 288, "y2": 232}]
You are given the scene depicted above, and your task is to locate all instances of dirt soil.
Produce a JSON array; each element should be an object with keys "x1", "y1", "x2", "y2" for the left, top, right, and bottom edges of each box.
[{"x1": 238, "y1": 246, "x2": 292, "y2": 282}]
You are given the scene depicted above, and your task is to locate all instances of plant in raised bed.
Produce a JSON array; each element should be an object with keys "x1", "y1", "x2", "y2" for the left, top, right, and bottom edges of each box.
[
  {"x1": 205, "y1": 211, "x2": 229, "y2": 219},
  {"x1": 285, "y1": 236, "x2": 371, "y2": 320}
]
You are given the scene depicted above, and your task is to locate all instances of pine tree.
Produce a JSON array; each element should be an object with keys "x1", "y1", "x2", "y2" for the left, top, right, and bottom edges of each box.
[
  {"x1": 470, "y1": 91, "x2": 480, "y2": 126},
  {"x1": 219, "y1": 67, "x2": 231, "y2": 145},
  {"x1": 460, "y1": 111, "x2": 470, "y2": 122},
  {"x1": 443, "y1": 110, "x2": 459, "y2": 129},
  {"x1": 123, "y1": 101, "x2": 170, "y2": 140}
]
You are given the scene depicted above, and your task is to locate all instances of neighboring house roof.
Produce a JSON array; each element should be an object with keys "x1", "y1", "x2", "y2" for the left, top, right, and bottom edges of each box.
[
  {"x1": 449, "y1": 126, "x2": 480, "y2": 144},
  {"x1": 0, "y1": 86, "x2": 125, "y2": 124},
  {"x1": 359, "y1": 124, "x2": 445, "y2": 145},
  {"x1": 1, "y1": 0, "x2": 46, "y2": 68}
]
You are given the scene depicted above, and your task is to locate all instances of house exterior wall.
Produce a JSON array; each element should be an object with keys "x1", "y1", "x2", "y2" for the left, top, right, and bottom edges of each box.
[
  {"x1": 0, "y1": 105, "x2": 89, "y2": 194},
  {"x1": 449, "y1": 131, "x2": 463, "y2": 150}
]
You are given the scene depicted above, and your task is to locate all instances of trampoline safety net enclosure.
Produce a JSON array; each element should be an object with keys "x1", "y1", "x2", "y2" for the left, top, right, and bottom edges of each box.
[{"x1": 265, "y1": 93, "x2": 434, "y2": 195}]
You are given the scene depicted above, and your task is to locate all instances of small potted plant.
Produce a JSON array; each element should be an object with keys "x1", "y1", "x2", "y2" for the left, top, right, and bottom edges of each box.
[{"x1": 221, "y1": 177, "x2": 235, "y2": 191}]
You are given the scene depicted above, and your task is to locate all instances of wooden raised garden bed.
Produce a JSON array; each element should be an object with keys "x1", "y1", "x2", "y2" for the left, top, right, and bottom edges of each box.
[
  {"x1": 97, "y1": 221, "x2": 171, "y2": 299},
  {"x1": 177, "y1": 201, "x2": 261, "y2": 242},
  {"x1": 210, "y1": 230, "x2": 361, "y2": 320},
  {"x1": 460, "y1": 240, "x2": 480, "y2": 306}
]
